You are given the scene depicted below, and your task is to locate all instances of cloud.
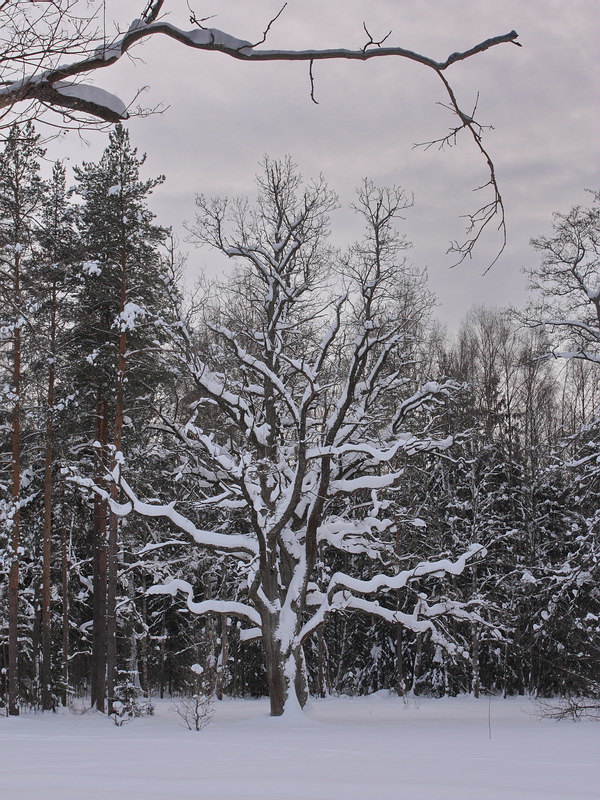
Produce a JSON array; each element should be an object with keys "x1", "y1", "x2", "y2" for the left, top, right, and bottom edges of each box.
[{"x1": 49, "y1": 0, "x2": 600, "y2": 329}]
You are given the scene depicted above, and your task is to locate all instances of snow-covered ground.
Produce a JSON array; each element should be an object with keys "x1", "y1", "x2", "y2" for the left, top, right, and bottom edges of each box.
[{"x1": 1, "y1": 694, "x2": 597, "y2": 799}]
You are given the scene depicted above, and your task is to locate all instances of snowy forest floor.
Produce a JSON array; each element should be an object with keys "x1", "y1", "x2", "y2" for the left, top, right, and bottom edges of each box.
[{"x1": 1, "y1": 694, "x2": 598, "y2": 800}]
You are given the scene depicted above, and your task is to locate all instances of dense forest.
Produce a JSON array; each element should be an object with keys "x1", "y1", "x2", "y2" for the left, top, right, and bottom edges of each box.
[{"x1": 0, "y1": 123, "x2": 598, "y2": 718}]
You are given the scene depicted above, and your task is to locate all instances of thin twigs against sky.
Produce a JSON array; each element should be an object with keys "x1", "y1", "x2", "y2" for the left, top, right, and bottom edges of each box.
[{"x1": 0, "y1": 2, "x2": 520, "y2": 265}]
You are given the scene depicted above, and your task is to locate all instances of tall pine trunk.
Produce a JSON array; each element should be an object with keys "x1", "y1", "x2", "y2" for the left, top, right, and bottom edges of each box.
[
  {"x1": 395, "y1": 523, "x2": 405, "y2": 696},
  {"x1": 8, "y1": 254, "x2": 21, "y2": 717},
  {"x1": 91, "y1": 394, "x2": 108, "y2": 712},
  {"x1": 60, "y1": 523, "x2": 69, "y2": 706},
  {"x1": 41, "y1": 280, "x2": 57, "y2": 711},
  {"x1": 106, "y1": 244, "x2": 128, "y2": 711},
  {"x1": 471, "y1": 567, "x2": 481, "y2": 697}
]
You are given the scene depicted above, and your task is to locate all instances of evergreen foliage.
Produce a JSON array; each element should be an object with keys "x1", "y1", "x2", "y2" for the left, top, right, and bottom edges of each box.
[{"x1": 0, "y1": 130, "x2": 598, "y2": 714}]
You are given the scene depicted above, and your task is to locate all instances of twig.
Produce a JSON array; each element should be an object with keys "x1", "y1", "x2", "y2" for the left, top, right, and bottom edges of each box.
[
  {"x1": 362, "y1": 22, "x2": 392, "y2": 53},
  {"x1": 251, "y1": 3, "x2": 287, "y2": 48},
  {"x1": 309, "y1": 59, "x2": 318, "y2": 104}
]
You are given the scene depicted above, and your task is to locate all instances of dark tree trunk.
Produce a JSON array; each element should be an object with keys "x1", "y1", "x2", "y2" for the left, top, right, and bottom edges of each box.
[
  {"x1": 412, "y1": 632, "x2": 424, "y2": 696},
  {"x1": 41, "y1": 281, "x2": 57, "y2": 711},
  {"x1": 106, "y1": 244, "x2": 128, "y2": 712},
  {"x1": 60, "y1": 524, "x2": 69, "y2": 706},
  {"x1": 396, "y1": 621, "x2": 404, "y2": 697},
  {"x1": 8, "y1": 259, "x2": 21, "y2": 717},
  {"x1": 395, "y1": 524, "x2": 405, "y2": 696},
  {"x1": 91, "y1": 394, "x2": 108, "y2": 712},
  {"x1": 216, "y1": 615, "x2": 229, "y2": 700},
  {"x1": 471, "y1": 568, "x2": 481, "y2": 698},
  {"x1": 261, "y1": 608, "x2": 308, "y2": 716}
]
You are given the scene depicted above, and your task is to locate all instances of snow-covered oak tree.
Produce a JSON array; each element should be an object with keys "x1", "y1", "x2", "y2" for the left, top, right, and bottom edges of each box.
[{"x1": 105, "y1": 159, "x2": 486, "y2": 716}]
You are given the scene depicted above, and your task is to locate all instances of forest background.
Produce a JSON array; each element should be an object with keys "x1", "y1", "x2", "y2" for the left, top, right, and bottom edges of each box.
[{"x1": 0, "y1": 1, "x2": 598, "y2": 720}]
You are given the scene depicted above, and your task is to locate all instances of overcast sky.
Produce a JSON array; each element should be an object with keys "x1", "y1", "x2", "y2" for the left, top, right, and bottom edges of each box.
[{"x1": 49, "y1": 0, "x2": 600, "y2": 331}]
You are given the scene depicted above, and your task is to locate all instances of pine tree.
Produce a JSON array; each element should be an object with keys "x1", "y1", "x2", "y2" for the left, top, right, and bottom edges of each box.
[
  {"x1": 0, "y1": 122, "x2": 45, "y2": 714},
  {"x1": 33, "y1": 161, "x2": 79, "y2": 709},
  {"x1": 69, "y1": 124, "x2": 171, "y2": 712}
]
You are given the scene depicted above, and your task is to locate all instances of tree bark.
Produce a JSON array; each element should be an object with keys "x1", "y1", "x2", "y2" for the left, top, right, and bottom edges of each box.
[
  {"x1": 41, "y1": 280, "x2": 57, "y2": 711},
  {"x1": 106, "y1": 243, "x2": 128, "y2": 712},
  {"x1": 261, "y1": 618, "x2": 286, "y2": 717},
  {"x1": 260, "y1": 605, "x2": 308, "y2": 716},
  {"x1": 412, "y1": 632, "x2": 424, "y2": 696},
  {"x1": 215, "y1": 615, "x2": 229, "y2": 701},
  {"x1": 60, "y1": 523, "x2": 69, "y2": 706},
  {"x1": 91, "y1": 393, "x2": 108, "y2": 712},
  {"x1": 8, "y1": 254, "x2": 22, "y2": 717},
  {"x1": 471, "y1": 567, "x2": 481, "y2": 698},
  {"x1": 395, "y1": 523, "x2": 405, "y2": 696}
]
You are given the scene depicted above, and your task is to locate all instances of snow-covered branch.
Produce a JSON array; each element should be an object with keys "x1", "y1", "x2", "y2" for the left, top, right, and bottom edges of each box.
[
  {"x1": 148, "y1": 578, "x2": 262, "y2": 627},
  {"x1": 0, "y1": 8, "x2": 518, "y2": 124},
  {"x1": 329, "y1": 543, "x2": 485, "y2": 596},
  {"x1": 79, "y1": 475, "x2": 259, "y2": 557}
]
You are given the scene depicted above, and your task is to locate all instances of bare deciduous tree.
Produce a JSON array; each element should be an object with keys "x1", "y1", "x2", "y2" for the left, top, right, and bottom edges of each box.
[{"x1": 527, "y1": 191, "x2": 600, "y2": 364}]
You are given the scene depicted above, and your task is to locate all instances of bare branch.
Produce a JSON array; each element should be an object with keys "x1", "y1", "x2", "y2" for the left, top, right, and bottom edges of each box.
[
  {"x1": 0, "y1": 11, "x2": 517, "y2": 259},
  {"x1": 0, "y1": 21, "x2": 519, "y2": 124},
  {"x1": 415, "y1": 70, "x2": 507, "y2": 269},
  {"x1": 141, "y1": 0, "x2": 166, "y2": 25},
  {"x1": 308, "y1": 59, "x2": 318, "y2": 105},
  {"x1": 251, "y1": 3, "x2": 288, "y2": 48},
  {"x1": 362, "y1": 22, "x2": 393, "y2": 53}
]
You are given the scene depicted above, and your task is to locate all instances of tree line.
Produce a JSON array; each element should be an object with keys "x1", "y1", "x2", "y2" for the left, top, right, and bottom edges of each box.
[{"x1": 0, "y1": 124, "x2": 598, "y2": 717}]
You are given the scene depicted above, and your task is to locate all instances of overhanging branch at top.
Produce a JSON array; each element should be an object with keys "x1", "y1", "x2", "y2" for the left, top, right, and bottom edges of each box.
[
  {"x1": 0, "y1": 4, "x2": 520, "y2": 265},
  {"x1": 0, "y1": 14, "x2": 519, "y2": 123}
]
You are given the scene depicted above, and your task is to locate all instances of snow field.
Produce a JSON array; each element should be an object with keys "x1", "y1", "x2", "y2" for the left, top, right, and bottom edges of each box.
[{"x1": 0, "y1": 694, "x2": 597, "y2": 800}]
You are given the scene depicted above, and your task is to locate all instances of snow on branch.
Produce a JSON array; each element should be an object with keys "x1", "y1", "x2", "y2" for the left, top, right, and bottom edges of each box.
[
  {"x1": 148, "y1": 578, "x2": 262, "y2": 627},
  {"x1": 209, "y1": 323, "x2": 301, "y2": 426},
  {"x1": 298, "y1": 545, "x2": 485, "y2": 643},
  {"x1": 1, "y1": 7, "x2": 518, "y2": 264},
  {"x1": 391, "y1": 381, "x2": 458, "y2": 433},
  {"x1": 307, "y1": 433, "x2": 454, "y2": 463},
  {"x1": 118, "y1": 478, "x2": 258, "y2": 556},
  {"x1": 0, "y1": 14, "x2": 518, "y2": 125},
  {"x1": 329, "y1": 471, "x2": 404, "y2": 494},
  {"x1": 330, "y1": 543, "x2": 485, "y2": 596},
  {"x1": 76, "y1": 474, "x2": 259, "y2": 557},
  {"x1": 531, "y1": 317, "x2": 600, "y2": 343}
]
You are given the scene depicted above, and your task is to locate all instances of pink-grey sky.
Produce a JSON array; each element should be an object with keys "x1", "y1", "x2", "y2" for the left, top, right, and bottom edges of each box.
[{"x1": 47, "y1": 0, "x2": 600, "y2": 330}]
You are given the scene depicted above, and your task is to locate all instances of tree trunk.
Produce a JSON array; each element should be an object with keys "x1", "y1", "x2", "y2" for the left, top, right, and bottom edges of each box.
[
  {"x1": 216, "y1": 615, "x2": 229, "y2": 701},
  {"x1": 412, "y1": 632, "x2": 424, "y2": 696},
  {"x1": 91, "y1": 394, "x2": 108, "y2": 712},
  {"x1": 471, "y1": 568, "x2": 481, "y2": 698},
  {"x1": 8, "y1": 258, "x2": 22, "y2": 717},
  {"x1": 261, "y1": 610, "x2": 308, "y2": 716},
  {"x1": 139, "y1": 577, "x2": 149, "y2": 698},
  {"x1": 395, "y1": 524, "x2": 405, "y2": 696},
  {"x1": 41, "y1": 281, "x2": 57, "y2": 711},
  {"x1": 158, "y1": 613, "x2": 166, "y2": 700},
  {"x1": 60, "y1": 523, "x2": 69, "y2": 706},
  {"x1": 316, "y1": 625, "x2": 328, "y2": 698},
  {"x1": 105, "y1": 508, "x2": 118, "y2": 712},
  {"x1": 106, "y1": 243, "x2": 128, "y2": 712},
  {"x1": 395, "y1": 621, "x2": 404, "y2": 697}
]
